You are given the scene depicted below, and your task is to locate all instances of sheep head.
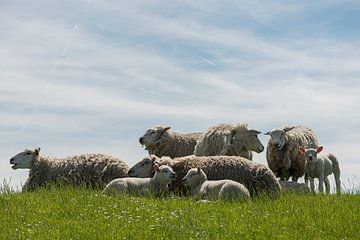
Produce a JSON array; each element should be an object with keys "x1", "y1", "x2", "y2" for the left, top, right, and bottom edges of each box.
[
  {"x1": 10, "y1": 148, "x2": 40, "y2": 170},
  {"x1": 139, "y1": 126, "x2": 171, "y2": 148}
]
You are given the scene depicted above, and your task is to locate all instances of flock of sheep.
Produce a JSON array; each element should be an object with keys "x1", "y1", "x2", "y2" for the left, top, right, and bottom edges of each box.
[{"x1": 9, "y1": 123, "x2": 342, "y2": 201}]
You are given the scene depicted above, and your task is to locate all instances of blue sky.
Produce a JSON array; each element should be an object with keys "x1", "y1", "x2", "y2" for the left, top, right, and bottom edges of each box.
[{"x1": 1, "y1": 0, "x2": 360, "y2": 190}]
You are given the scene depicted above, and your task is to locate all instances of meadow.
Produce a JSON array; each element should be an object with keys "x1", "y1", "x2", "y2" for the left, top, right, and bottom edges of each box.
[{"x1": 0, "y1": 185, "x2": 359, "y2": 240}]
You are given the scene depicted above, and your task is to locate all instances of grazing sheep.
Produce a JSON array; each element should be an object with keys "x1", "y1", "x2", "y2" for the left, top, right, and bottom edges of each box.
[
  {"x1": 299, "y1": 146, "x2": 341, "y2": 194},
  {"x1": 265, "y1": 126, "x2": 319, "y2": 182},
  {"x1": 182, "y1": 167, "x2": 250, "y2": 201},
  {"x1": 279, "y1": 181, "x2": 310, "y2": 194},
  {"x1": 128, "y1": 155, "x2": 281, "y2": 198},
  {"x1": 9, "y1": 148, "x2": 129, "y2": 191},
  {"x1": 139, "y1": 125, "x2": 202, "y2": 158},
  {"x1": 194, "y1": 123, "x2": 264, "y2": 160},
  {"x1": 102, "y1": 165, "x2": 176, "y2": 196}
]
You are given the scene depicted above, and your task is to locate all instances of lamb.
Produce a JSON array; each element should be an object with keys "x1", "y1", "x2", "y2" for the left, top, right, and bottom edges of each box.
[
  {"x1": 299, "y1": 146, "x2": 341, "y2": 194},
  {"x1": 265, "y1": 126, "x2": 319, "y2": 182},
  {"x1": 279, "y1": 181, "x2": 310, "y2": 194},
  {"x1": 102, "y1": 165, "x2": 176, "y2": 196},
  {"x1": 182, "y1": 167, "x2": 250, "y2": 201},
  {"x1": 194, "y1": 123, "x2": 264, "y2": 160},
  {"x1": 9, "y1": 148, "x2": 129, "y2": 191},
  {"x1": 128, "y1": 155, "x2": 281, "y2": 198},
  {"x1": 139, "y1": 125, "x2": 202, "y2": 158}
]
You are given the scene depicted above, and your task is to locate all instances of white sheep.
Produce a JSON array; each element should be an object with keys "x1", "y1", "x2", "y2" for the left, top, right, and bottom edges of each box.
[
  {"x1": 299, "y1": 146, "x2": 341, "y2": 194},
  {"x1": 102, "y1": 165, "x2": 176, "y2": 196},
  {"x1": 194, "y1": 123, "x2": 264, "y2": 160},
  {"x1": 265, "y1": 126, "x2": 319, "y2": 182},
  {"x1": 182, "y1": 167, "x2": 250, "y2": 201},
  {"x1": 9, "y1": 148, "x2": 129, "y2": 191},
  {"x1": 139, "y1": 125, "x2": 202, "y2": 158}
]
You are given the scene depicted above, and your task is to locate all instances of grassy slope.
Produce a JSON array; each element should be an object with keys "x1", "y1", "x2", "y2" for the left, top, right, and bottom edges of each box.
[{"x1": 0, "y1": 187, "x2": 359, "y2": 240}]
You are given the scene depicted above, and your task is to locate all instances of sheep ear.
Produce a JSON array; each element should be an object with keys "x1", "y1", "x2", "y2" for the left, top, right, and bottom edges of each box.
[
  {"x1": 163, "y1": 126, "x2": 171, "y2": 131},
  {"x1": 299, "y1": 147, "x2": 306, "y2": 155},
  {"x1": 283, "y1": 126, "x2": 295, "y2": 132},
  {"x1": 197, "y1": 167, "x2": 201, "y2": 173},
  {"x1": 35, "y1": 148, "x2": 41, "y2": 155},
  {"x1": 264, "y1": 131, "x2": 271, "y2": 135},
  {"x1": 316, "y1": 146, "x2": 323, "y2": 153},
  {"x1": 248, "y1": 129, "x2": 261, "y2": 135}
]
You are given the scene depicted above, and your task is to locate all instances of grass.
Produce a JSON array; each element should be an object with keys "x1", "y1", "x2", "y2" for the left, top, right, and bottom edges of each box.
[{"x1": 0, "y1": 185, "x2": 359, "y2": 240}]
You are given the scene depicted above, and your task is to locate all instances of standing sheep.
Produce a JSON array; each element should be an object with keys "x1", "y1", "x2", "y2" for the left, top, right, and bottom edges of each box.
[
  {"x1": 182, "y1": 167, "x2": 250, "y2": 201},
  {"x1": 139, "y1": 125, "x2": 202, "y2": 158},
  {"x1": 299, "y1": 146, "x2": 341, "y2": 194},
  {"x1": 128, "y1": 155, "x2": 281, "y2": 198},
  {"x1": 265, "y1": 126, "x2": 319, "y2": 182},
  {"x1": 9, "y1": 148, "x2": 129, "y2": 191},
  {"x1": 102, "y1": 165, "x2": 176, "y2": 196},
  {"x1": 194, "y1": 123, "x2": 264, "y2": 160}
]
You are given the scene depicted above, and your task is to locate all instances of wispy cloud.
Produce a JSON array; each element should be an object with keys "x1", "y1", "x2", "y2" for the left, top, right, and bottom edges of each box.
[{"x1": 1, "y1": 0, "x2": 360, "y2": 188}]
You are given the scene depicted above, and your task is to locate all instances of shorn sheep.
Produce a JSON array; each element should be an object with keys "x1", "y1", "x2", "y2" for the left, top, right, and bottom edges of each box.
[
  {"x1": 265, "y1": 126, "x2": 319, "y2": 182},
  {"x1": 102, "y1": 165, "x2": 176, "y2": 196},
  {"x1": 182, "y1": 167, "x2": 250, "y2": 201},
  {"x1": 128, "y1": 155, "x2": 281, "y2": 198},
  {"x1": 139, "y1": 125, "x2": 202, "y2": 158},
  {"x1": 299, "y1": 146, "x2": 341, "y2": 194},
  {"x1": 9, "y1": 148, "x2": 129, "y2": 191},
  {"x1": 194, "y1": 123, "x2": 264, "y2": 160}
]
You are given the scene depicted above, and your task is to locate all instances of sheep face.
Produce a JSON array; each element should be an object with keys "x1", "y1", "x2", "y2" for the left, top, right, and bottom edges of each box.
[
  {"x1": 182, "y1": 167, "x2": 207, "y2": 189},
  {"x1": 10, "y1": 148, "x2": 40, "y2": 170},
  {"x1": 128, "y1": 155, "x2": 158, "y2": 177},
  {"x1": 299, "y1": 146, "x2": 323, "y2": 163},
  {"x1": 153, "y1": 165, "x2": 176, "y2": 184},
  {"x1": 139, "y1": 126, "x2": 171, "y2": 147},
  {"x1": 223, "y1": 129, "x2": 264, "y2": 154},
  {"x1": 266, "y1": 129, "x2": 286, "y2": 150}
]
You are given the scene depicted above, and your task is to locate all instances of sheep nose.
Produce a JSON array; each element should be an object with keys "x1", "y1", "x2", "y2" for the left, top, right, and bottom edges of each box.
[
  {"x1": 128, "y1": 169, "x2": 134, "y2": 176},
  {"x1": 139, "y1": 137, "x2": 144, "y2": 144},
  {"x1": 10, "y1": 158, "x2": 14, "y2": 164}
]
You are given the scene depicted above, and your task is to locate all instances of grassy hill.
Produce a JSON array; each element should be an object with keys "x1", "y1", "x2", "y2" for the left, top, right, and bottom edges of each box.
[{"x1": 0, "y1": 186, "x2": 359, "y2": 239}]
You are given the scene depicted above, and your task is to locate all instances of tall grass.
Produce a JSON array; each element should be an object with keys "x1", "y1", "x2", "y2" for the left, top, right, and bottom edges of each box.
[{"x1": 0, "y1": 185, "x2": 359, "y2": 240}]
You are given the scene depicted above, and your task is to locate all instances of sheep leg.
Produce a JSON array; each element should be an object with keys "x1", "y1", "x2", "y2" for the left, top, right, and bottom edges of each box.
[
  {"x1": 318, "y1": 175, "x2": 324, "y2": 193},
  {"x1": 291, "y1": 176, "x2": 298, "y2": 182},
  {"x1": 324, "y1": 177, "x2": 330, "y2": 194},
  {"x1": 304, "y1": 173, "x2": 309, "y2": 187},
  {"x1": 333, "y1": 168, "x2": 341, "y2": 194},
  {"x1": 309, "y1": 178, "x2": 315, "y2": 193}
]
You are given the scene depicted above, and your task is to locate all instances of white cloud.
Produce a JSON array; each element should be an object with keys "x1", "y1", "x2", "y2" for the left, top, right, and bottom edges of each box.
[{"x1": 1, "y1": 1, "x2": 360, "y2": 189}]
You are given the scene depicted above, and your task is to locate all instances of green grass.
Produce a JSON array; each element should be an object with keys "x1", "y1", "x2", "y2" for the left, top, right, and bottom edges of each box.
[{"x1": 0, "y1": 186, "x2": 359, "y2": 240}]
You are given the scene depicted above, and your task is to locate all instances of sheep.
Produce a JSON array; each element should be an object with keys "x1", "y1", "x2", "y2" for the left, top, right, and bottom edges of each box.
[
  {"x1": 279, "y1": 181, "x2": 310, "y2": 194},
  {"x1": 9, "y1": 148, "x2": 129, "y2": 191},
  {"x1": 182, "y1": 167, "x2": 250, "y2": 201},
  {"x1": 265, "y1": 125, "x2": 319, "y2": 182},
  {"x1": 139, "y1": 125, "x2": 203, "y2": 158},
  {"x1": 194, "y1": 123, "x2": 264, "y2": 160},
  {"x1": 299, "y1": 146, "x2": 341, "y2": 194},
  {"x1": 128, "y1": 155, "x2": 281, "y2": 198},
  {"x1": 102, "y1": 165, "x2": 176, "y2": 196}
]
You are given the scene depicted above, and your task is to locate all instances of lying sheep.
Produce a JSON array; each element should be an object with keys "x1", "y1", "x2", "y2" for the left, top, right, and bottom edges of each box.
[
  {"x1": 182, "y1": 167, "x2": 250, "y2": 201},
  {"x1": 9, "y1": 148, "x2": 129, "y2": 191},
  {"x1": 139, "y1": 125, "x2": 202, "y2": 158},
  {"x1": 102, "y1": 165, "x2": 176, "y2": 196},
  {"x1": 299, "y1": 146, "x2": 341, "y2": 194},
  {"x1": 194, "y1": 123, "x2": 264, "y2": 160},
  {"x1": 279, "y1": 181, "x2": 310, "y2": 194},
  {"x1": 265, "y1": 126, "x2": 319, "y2": 182},
  {"x1": 128, "y1": 155, "x2": 281, "y2": 198}
]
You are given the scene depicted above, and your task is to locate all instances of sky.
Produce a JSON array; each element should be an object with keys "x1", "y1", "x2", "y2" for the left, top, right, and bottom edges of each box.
[{"x1": 1, "y1": 0, "x2": 360, "y2": 191}]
